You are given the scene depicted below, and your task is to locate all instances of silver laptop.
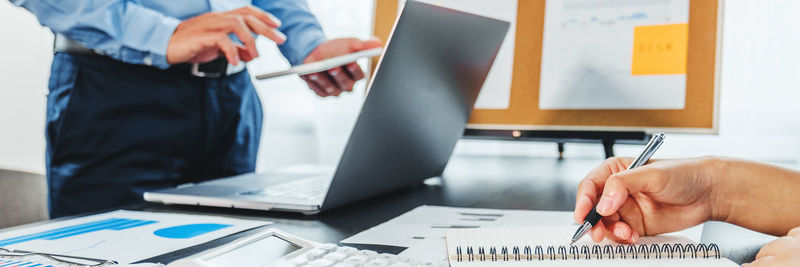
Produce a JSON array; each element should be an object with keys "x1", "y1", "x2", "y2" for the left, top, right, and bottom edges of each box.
[{"x1": 143, "y1": 0, "x2": 510, "y2": 214}]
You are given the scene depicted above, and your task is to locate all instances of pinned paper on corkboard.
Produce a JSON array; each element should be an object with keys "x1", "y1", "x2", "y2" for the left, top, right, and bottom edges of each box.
[{"x1": 632, "y1": 23, "x2": 690, "y2": 76}]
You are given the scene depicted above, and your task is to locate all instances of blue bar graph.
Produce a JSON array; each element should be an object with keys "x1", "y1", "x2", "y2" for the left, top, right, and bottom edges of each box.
[
  {"x1": 1, "y1": 259, "x2": 53, "y2": 267},
  {"x1": 0, "y1": 260, "x2": 22, "y2": 267},
  {"x1": 0, "y1": 218, "x2": 156, "y2": 247}
]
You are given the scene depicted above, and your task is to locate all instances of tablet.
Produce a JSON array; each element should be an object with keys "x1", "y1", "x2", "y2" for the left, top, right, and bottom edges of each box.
[{"x1": 254, "y1": 48, "x2": 383, "y2": 80}]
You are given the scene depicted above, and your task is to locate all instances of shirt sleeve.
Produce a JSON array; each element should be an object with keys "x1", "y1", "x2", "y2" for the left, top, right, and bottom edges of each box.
[
  {"x1": 12, "y1": 0, "x2": 180, "y2": 69},
  {"x1": 254, "y1": 0, "x2": 327, "y2": 66}
]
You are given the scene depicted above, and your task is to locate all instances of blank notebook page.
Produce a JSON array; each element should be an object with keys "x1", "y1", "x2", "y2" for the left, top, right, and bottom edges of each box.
[{"x1": 445, "y1": 226, "x2": 738, "y2": 266}]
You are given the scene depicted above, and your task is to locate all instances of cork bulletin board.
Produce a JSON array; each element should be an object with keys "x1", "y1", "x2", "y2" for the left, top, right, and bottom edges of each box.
[{"x1": 372, "y1": 0, "x2": 722, "y2": 133}]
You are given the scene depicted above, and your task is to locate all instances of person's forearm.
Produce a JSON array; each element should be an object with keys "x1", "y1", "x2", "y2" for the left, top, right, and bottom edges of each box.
[
  {"x1": 14, "y1": 0, "x2": 179, "y2": 69},
  {"x1": 255, "y1": 0, "x2": 326, "y2": 65},
  {"x1": 710, "y1": 157, "x2": 800, "y2": 236}
]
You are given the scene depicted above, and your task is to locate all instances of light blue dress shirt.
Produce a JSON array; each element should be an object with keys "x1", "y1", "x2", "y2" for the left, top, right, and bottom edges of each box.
[{"x1": 12, "y1": 0, "x2": 327, "y2": 69}]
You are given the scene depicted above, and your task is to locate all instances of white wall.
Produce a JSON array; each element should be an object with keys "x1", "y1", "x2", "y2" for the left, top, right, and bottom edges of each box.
[
  {"x1": 0, "y1": 1, "x2": 51, "y2": 173},
  {"x1": 1, "y1": 0, "x2": 799, "y2": 175}
]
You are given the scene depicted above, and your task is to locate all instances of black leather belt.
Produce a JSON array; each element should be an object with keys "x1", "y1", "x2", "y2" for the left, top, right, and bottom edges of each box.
[{"x1": 53, "y1": 34, "x2": 245, "y2": 78}]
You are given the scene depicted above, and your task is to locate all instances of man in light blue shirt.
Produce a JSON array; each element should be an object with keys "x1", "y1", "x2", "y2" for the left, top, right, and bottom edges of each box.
[{"x1": 13, "y1": 0, "x2": 382, "y2": 217}]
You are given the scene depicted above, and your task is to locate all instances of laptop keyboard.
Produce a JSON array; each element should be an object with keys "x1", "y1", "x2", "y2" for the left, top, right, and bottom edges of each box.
[{"x1": 239, "y1": 177, "x2": 328, "y2": 201}]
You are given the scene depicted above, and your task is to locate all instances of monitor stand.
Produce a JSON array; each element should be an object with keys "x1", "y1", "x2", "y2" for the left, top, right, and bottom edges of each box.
[{"x1": 463, "y1": 129, "x2": 650, "y2": 159}]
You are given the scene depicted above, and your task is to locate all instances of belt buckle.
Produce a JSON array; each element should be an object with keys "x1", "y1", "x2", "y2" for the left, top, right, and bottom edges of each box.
[
  {"x1": 191, "y1": 57, "x2": 228, "y2": 78},
  {"x1": 191, "y1": 63, "x2": 223, "y2": 78}
]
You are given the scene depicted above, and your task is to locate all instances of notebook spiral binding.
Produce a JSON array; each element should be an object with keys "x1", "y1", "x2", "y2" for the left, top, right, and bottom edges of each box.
[{"x1": 454, "y1": 243, "x2": 720, "y2": 262}]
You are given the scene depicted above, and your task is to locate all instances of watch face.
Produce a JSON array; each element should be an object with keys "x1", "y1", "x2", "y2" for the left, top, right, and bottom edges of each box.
[{"x1": 205, "y1": 235, "x2": 301, "y2": 267}]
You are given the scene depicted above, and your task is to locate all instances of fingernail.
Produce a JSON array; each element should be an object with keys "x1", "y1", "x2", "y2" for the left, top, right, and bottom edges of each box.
[
  {"x1": 614, "y1": 226, "x2": 628, "y2": 239},
  {"x1": 631, "y1": 232, "x2": 639, "y2": 243},
  {"x1": 267, "y1": 13, "x2": 282, "y2": 27},
  {"x1": 325, "y1": 88, "x2": 334, "y2": 93},
  {"x1": 276, "y1": 31, "x2": 287, "y2": 42},
  {"x1": 597, "y1": 197, "x2": 612, "y2": 214}
]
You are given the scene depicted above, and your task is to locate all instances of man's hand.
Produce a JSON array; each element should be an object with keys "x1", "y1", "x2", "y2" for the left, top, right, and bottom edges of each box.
[
  {"x1": 574, "y1": 157, "x2": 719, "y2": 244},
  {"x1": 301, "y1": 38, "x2": 383, "y2": 97},
  {"x1": 166, "y1": 6, "x2": 286, "y2": 66},
  {"x1": 745, "y1": 226, "x2": 800, "y2": 266}
]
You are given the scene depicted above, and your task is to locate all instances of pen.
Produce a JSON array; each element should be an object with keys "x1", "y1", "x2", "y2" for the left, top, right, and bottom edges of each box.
[
  {"x1": 430, "y1": 224, "x2": 481, "y2": 229},
  {"x1": 569, "y1": 132, "x2": 666, "y2": 245}
]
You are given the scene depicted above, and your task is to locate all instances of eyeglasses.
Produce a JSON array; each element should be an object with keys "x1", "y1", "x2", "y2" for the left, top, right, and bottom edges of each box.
[{"x1": 0, "y1": 247, "x2": 118, "y2": 267}]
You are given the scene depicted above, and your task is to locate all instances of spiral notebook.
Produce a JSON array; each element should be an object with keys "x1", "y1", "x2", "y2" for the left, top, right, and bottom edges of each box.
[{"x1": 445, "y1": 227, "x2": 738, "y2": 266}]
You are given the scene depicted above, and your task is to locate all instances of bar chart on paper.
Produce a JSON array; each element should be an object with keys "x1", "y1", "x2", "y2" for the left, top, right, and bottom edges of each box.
[
  {"x1": 0, "y1": 218, "x2": 158, "y2": 247},
  {"x1": 539, "y1": 0, "x2": 690, "y2": 110},
  {"x1": 0, "y1": 258, "x2": 56, "y2": 267},
  {"x1": 0, "y1": 210, "x2": 269, "y2": 264}
]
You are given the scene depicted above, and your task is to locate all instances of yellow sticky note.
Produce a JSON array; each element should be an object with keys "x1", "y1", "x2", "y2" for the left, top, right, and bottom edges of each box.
[{"x1": 631, "y1": 23, "x2": 689, "y2": 75}]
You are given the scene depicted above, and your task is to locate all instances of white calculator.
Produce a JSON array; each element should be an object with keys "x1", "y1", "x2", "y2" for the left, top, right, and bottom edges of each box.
[{"x1": 167, "y1": 228, "x2": 447, "y2": 267}]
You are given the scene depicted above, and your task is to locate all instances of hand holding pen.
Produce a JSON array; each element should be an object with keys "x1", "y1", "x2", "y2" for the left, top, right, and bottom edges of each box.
[
  {"x1": 570, "y1": 133, "x2": 666, "y2": 244},
  {"x1": 571, "y1": 133, "x2": 723, "y2": 244},
  {"x1": 569, "y1": 132, "x2": 731, "y2": 245}
]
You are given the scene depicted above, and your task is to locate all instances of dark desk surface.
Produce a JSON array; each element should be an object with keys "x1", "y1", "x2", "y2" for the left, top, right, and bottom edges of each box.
[
  {"x1": 13, "y1": 155, "x2": 782, "y2": 264},
  {"x1": 144, "y1": 155, "x2": 594, "y2": 245}
]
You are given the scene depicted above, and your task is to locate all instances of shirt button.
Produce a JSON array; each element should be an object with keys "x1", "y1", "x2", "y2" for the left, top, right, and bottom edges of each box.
[{"x1": 143, "y1": 55, "x2": 153, "y2": 66}]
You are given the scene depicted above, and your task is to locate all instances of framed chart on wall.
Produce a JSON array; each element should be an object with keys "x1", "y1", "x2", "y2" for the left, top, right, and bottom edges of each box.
[{"x1": 372, "y1": 0, "x2": 724, "y2": 153}]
